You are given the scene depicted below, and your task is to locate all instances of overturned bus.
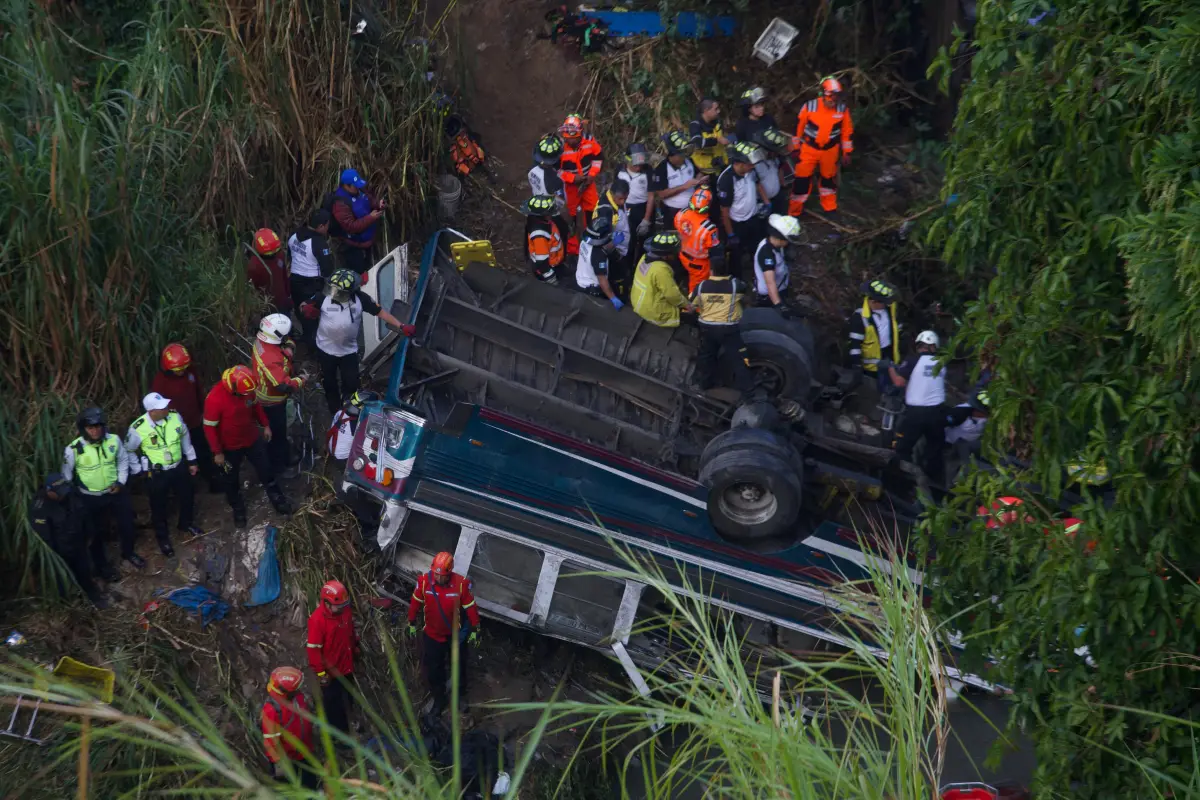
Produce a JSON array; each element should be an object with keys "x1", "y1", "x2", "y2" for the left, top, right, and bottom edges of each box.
[{"x1": 343, "y1": 229, "x2": 993, "y2": 696}]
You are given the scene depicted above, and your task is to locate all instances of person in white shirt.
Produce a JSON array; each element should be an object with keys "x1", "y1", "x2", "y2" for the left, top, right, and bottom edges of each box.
[
  {"x1": 288, "y1": 209, "x2": 337, "y2": 348},
  {"x1": 327, "y1": 390, "x2": 379, "y2": 464},
  {"x1": 618, "y1": 143, "x2": 655, "y2": 259},
  {"x1": 889, "y1": 330, "x2": 947, "y2": 482},
  {"x1": 574, "y1": 216, "x2": 622, "y2": 309},
  {"x1": 753, "y1": 214, "x2": 802, "y2": 310},
  {"x1": 651, "y1": 131, "x2": 705, "y2": 230},
  {"x1": 716, "y1": 142, "x2": 771, "y2": 273},
  {"x1": 944, "y1": 389, "x2": 990, "y2": 459},
  {"x1": 528, "y1": 134, "x2": 565, "y2": 200}
]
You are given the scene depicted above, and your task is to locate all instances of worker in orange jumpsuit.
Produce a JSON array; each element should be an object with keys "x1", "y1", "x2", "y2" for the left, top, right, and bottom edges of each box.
[
  {"x1": 261, "y1": 665, "x2": 318, "y2": 788},
  {"x1": 788, "y1": 76, "x2": 854, "y2": 216},
  {"x1": 406, "y1": 551, "x2": 481, "y2": 716},
  {"x1": 675, "y1": 186, "x2": 723, "y2": 294},
  {"x1": 558, "y1": 114, "x2": 604, "y2": 239}
]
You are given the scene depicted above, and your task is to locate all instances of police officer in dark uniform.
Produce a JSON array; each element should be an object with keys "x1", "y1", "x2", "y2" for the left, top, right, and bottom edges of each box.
[{"x1": 28, "y1": 473, "x2": 108, "y2": 608}]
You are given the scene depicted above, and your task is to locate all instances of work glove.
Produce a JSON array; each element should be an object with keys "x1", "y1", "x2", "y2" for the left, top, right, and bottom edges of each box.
[
  {"x1": 636, "y1": 218, "x2": 651, "y2": 237},
  {"x1": 467, "y1": 630, "x2": 480, "y2": 647},
  {"x1": 774, "y1": 302, "x2": 792, "y2": 319},
  {"x1": 272, "y1": 762, "x2": 284, "y2": 779},
  {"x1": 613, "y1": 231, "x2": 627, "y2": 247},
  {"x1": 399, "y1": 323, "x2": 416, "y2": 337},
  {"x1": 610, "y1": 296, "x2": 625, "y2": 311},
  {"x1": 360, "y1": 272, "x2": 370, "y2": 286},
  {"x1": 842, "y1": 152, "x2": 852, "y2": 166},
  {"x1": 725, "y1": 234, "x2": 739, "y2": 250},
  {"x1": 406, "y1": 624, "x2": 418, "y2": 637},
  {"x1": 756, "y1": 202, "x2": 770, "y2": 218}
]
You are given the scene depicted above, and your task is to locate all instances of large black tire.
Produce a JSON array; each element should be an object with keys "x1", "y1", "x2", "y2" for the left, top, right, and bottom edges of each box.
[
  {"x1": 700, "y1": 446, "x2": 803, "y2": 542},
  {"x1": 700, "y1": 427, "x2": 803, "y2": 476},
  {"x1": 736, "y1": 329, "x2": 815, "y2": 402},
  {"x1": 740, "y1": 308, "x2": 817, "y2": 364}
]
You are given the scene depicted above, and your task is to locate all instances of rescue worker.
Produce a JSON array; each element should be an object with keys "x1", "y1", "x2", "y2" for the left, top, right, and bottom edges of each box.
[
  {"x1": 593, "y1": 179, "x2": 631, "y2": 295},
  {"x1": 328, "y1": 168, "x2": 386, "y2": 274},
  {"x1": 316, "y1": 269, "x2": 412, "y2": 415},
  {"x1": 328, "y1": 390, "x2": 378, "y2": 465},
  {"x1": 152, "y1": 343, "x2": 217, "y2": 493},
  {"x1": 575, "y1": 216, "x2": 623, "y2": 309},
  {"x1": 944, "y1": 389, "x2": 990, "y2": 461},
  {"x1": 527, "y1": 134, "x2": 565, "y2": 201},
  {"x1": 203, "y1": 365, "x2": 292, "y2": 528},
  {"x1": 753, "y1": 127, "x2": 794, "y2": 216},
  {"x1": 62, "y1": 407, "x2": 143, "y2": 573},
  {"x1": 523, "y1": 195, "x2": 569, "y2": 285},
  {"x1": 306, "y1": 579, "x2": 360, "y2": 733},
  {"x1": 651, "y1": 131, "x2": 704, "y2": 231},
  {"x1": 29, "y1": 473, "x2": 107, "y2": 608},
  {"x1": 261, "y1": 666, "x2": 318, "y2": 788},
  {"x1": 675, "y1": 186, "x2": 722, "y2": 294},
  {"x1": 124, "y1": 392, "x2": 201, "y2": 558},
  {"x1": 689, "y1": 98, "x2": 730, "y2": 176},
  {"x1": 616, "y1": 143, "x2": 655, "y2": 258},
  {"x1": 406, "y1": 552, "x2": 481, "y2": 716},
  {"x1": 734, "y1": 87, "x2": 778, "y2": 143},
  {"x1": 753, "y1": 214, "x2": 803, "y2": 310},
  {"x1": 889, "y1": 330, "x2": 946, "y2": 483},
  {"x1": 716, "y1": 142, "x2": 768, "y2": 273},
  {"x1": 848, "y1": 279, "x2": 900, "y2": 377},
  {"x1": 288, "y1": 208, "x2": 336, "y2": 349},
  {"x1": 789, "y1": 76, "x2": 854, "y2": 217},
  {"x1": 444, "y1": 114, "x2": 486, "y2": 178},
  {"x1": 247, "y1": 228, "x2": 293, "y2": 315},
  {"x1": 253, "y1": 313, "x2": 307, "y2": 477},
  {"x1": 631, "y1": 231, "x2": 691, "y2": 328},
  {"x1": 558, "y1": 114, "x2": 603, "y2": 236},
  {"x1": 689, "y1": 257, "x2": 755, "y2": 398}
]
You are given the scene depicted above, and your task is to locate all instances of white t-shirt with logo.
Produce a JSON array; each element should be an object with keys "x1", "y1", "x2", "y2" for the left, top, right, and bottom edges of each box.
[
  {"x1": 617, "y1": 168, "x2": 649, "y2": 205},
  {"x1": 716, "y1": 166, "x2": 760, "y2": 223},
  {"x1": 903, "y1": 354, "x2": 946, "y2": 407}
]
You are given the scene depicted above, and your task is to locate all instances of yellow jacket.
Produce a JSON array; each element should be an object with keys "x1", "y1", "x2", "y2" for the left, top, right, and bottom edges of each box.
[{"x1": 631, "y1": 257, "x2": 688, "y2": 328}]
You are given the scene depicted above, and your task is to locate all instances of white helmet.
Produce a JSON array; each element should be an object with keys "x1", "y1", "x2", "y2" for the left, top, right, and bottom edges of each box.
[
  {"x1": 916, "y1": 330, "x2": 940, "y2": 347},
  {"x1": 767, "y1": 214, "x2": 802, "y2": 244},
  {"x1": 257, "y1": 313, "x2": 292, "y2": 344}
]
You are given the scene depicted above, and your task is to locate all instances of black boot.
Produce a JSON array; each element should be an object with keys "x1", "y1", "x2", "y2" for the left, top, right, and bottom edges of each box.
[
  {"x1": 268, "y1": 486, "x2": 293, "y2": 516},
  {"x1": 232, "y1": 504, "x2": 248, "y2": 529}
]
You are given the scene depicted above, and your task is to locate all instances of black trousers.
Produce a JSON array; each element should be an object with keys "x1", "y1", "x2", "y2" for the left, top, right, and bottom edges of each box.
[
  {"x1": 339, "y1": 246, "x2": 371, "y2": 274},
  {"x1": 660, "y1": 205, "x2": 684, "y2": 232},
  {"x1": 695, "y1": 324, "x2": 755, "y2": 396},
  {"x1": 895, "y1": 404, "x2": 947, "y2": 483},
  {"x1": 321, "y1": 675, "x2": 355, "y2": 734},
  {"x1": 274, "y1": 764, "x2": 320, "y2": 790},
  {"x1": 318, "y1": 349, "x2": 360, "y2": 416},
  {"x1": 290, "y1": 274, "x2": 324, "y2": 348},
  {"x1": 46, "y1": 518, "x2": 98, "y2": 596},
  {"x1": 730, "y1": 217, "x2": 764, "y2": 279},
  {"x1": 188, "y1": 425, "x2": 219, "y2": 492},
  {"x1": 223, "y1": 439, "x2": 285, "y2": 515},
  {"x1": 147, "y1": 466, "x2": 194, "y2": 542},
  {"x1": 423, "y1": 633, "x2": 468, "y2": 714},
  {"x1": 263, "y1": 403, "x2": 290, "y2": 472},
  {"x1": 625, "y1": 201, "x2": 648, "y2": 269},
  {"x1": 74, "y1": 490, "x2": 136, "y2": 564}
]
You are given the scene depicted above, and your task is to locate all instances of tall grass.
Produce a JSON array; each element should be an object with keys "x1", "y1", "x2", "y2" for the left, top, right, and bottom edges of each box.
[{"x1": 0, "y1": 0, "x2": 445, "y2": 595}]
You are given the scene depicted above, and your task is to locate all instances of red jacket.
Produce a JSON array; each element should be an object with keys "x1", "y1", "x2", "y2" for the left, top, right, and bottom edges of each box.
[
  {"x1": 261, "y1": 689, "x2": 313, "y2": 763},
  {"x1": 202, "y1": 380, "x2": 268, "y2": 454},
  {"x1": 246, "y1": 252, "x2": 293, "y2": 312},
  {"x1": 407, "y1": 571, "x2": 481, "y2": 643},
  {"x1": 306, "y1": 604, "x2": 358, "y2": 678},
  {"x1": 151, "y1": 367, "x2": 205, "y2": 429},
  {"x1": 252, "y1": 338, "x2": 303, "y2": 406}
]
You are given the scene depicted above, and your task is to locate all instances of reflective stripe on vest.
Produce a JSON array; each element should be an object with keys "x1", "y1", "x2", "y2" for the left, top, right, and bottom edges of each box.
[
  {"x1": 71, "y1": 434, "x2": 121, "y2": 492},
  {"x1": 131, "y1": 412, "x2": 185, "y2": 467},
  {"x1": 692, "y1": 121, "x2": 727, "y2": 173},
  {"x1": 859, "y1": 298, "x2": 899, "y2": 373}
]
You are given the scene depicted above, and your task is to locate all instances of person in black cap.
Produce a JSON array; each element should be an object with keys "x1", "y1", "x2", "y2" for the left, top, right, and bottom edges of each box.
[{"x1": 28, "y1": 473, "x2": 108, "y2": 608}]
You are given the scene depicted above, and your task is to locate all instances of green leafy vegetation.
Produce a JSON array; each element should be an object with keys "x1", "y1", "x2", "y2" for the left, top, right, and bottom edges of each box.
[{"x1": 927, "y1": 0, "x2": 1200, "y2": 795}]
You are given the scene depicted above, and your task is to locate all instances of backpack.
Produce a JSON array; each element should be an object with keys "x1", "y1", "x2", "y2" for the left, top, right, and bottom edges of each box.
[{"x1": 320, "y1": 192, "x2": 349, "y2": 239}]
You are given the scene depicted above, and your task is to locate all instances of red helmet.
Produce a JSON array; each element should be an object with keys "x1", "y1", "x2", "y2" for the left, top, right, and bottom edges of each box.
[
  {"x1": 253, "y1": 228, "x2": 282, "y2": 256},
  {"x1": 222, "y1": 365, "x2": 257, "y2": 396},
  {"x1": 269, "y1": 665, "x2": 304, "y2": 696},
  {"x1": 321, "y1": 579, "x2": 348, "y2": 607},
  {"x1": 559, "y1": 114, "x2": 584, "y2": 140},
  {"x1": 820, "y1": 76, "x2": 843, "y2": 96},
  {"x1": 161, "y1": 343, "x2": 191, "y2": 373},
  {"x1": 976, "y1": 496, "x2": 1028, "y2": 530},
  {"x1": 431, "y1": 551, "x2": 454, "y2": 577},
  {"x1": 688, "y1": 186, "x2": 713, "y2": 213}
]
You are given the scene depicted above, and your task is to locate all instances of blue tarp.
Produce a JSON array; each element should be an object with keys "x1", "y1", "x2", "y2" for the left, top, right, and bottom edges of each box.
[
  {"x1": 162, "y1": 586, "x2": 229, "y2": 628},
  {"x1": 586, "y1": 10, "x2": 737, "y2": 38},
  {"x1": 246, "y1": 527, "x2": 281, "y2": 607}
]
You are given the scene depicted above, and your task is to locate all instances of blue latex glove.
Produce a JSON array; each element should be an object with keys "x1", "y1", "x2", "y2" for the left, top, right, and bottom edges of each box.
[
  {"x1": 613, "y1": 231, "x2": 627, "y2": 246},
  {"x1": 610, "y1": 296, "x2": 625, "y2": 311}
]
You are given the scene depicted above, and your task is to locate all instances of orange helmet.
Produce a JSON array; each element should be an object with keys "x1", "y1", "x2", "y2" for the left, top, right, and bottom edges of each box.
[
  {"x1": 321, "y1": 579, "x2": 348, "y2": 607},
  {"x1": 688, "y1": 186, "x2": 713, "y2": 213},
  {"x1": 222, "y1": 365, "x2": 257, "y2": 396},
  {"x1": 820, "y1": 76, "x2": 843, "y2": 96},
  {"x1": 431, "y1": 551, "x2": 454, "y2": 577},
  {"x1": 269, "y1": 665, "x2": 304, "y2": 696},
  {"x1": 160, "y1": 343, "x2": 191, "y2": 373},
  {"x1": 559, "y1": 114, "x2": 584, "y2": 140},
  {"x1": 253, "y1": 228, "x2": 282, "y2": 256}
]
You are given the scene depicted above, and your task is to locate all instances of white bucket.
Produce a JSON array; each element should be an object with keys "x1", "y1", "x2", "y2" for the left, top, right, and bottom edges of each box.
[{"x1": 436, "y1": 174, "x2": 462, "y2": 220}]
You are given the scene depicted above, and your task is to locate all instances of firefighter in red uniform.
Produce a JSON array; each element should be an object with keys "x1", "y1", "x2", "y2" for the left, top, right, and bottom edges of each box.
[
  {"x1": 558, "y1": 114, "x2": 604, "y2": 238},
  {"x1": 406, "y1": 551, "x2": 481, "y2": 716},
  {"x1": 261, "y1": 665, "x2": 318, "y2": 788},
  {"x1": 306, "y1": 579, "x2": 360, "y2": 734},
  {"x1": 788, "y1": 76, "x2": 854, "y2": 216}
]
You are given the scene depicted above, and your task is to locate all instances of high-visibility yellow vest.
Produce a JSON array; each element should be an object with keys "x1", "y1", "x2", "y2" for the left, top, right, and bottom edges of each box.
[
  {"x1": 70, "y1": 434, "x2": 121, "y2": 492},
  {"x1": 130, "y1": 412, "x2": 186, "y2": 467},
  {"x1": 692, "y1": 120, "x2": 728, "y2": 174},
  {"x1": 859, "y1": 297, "x2": 899, "y2": 373}
]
